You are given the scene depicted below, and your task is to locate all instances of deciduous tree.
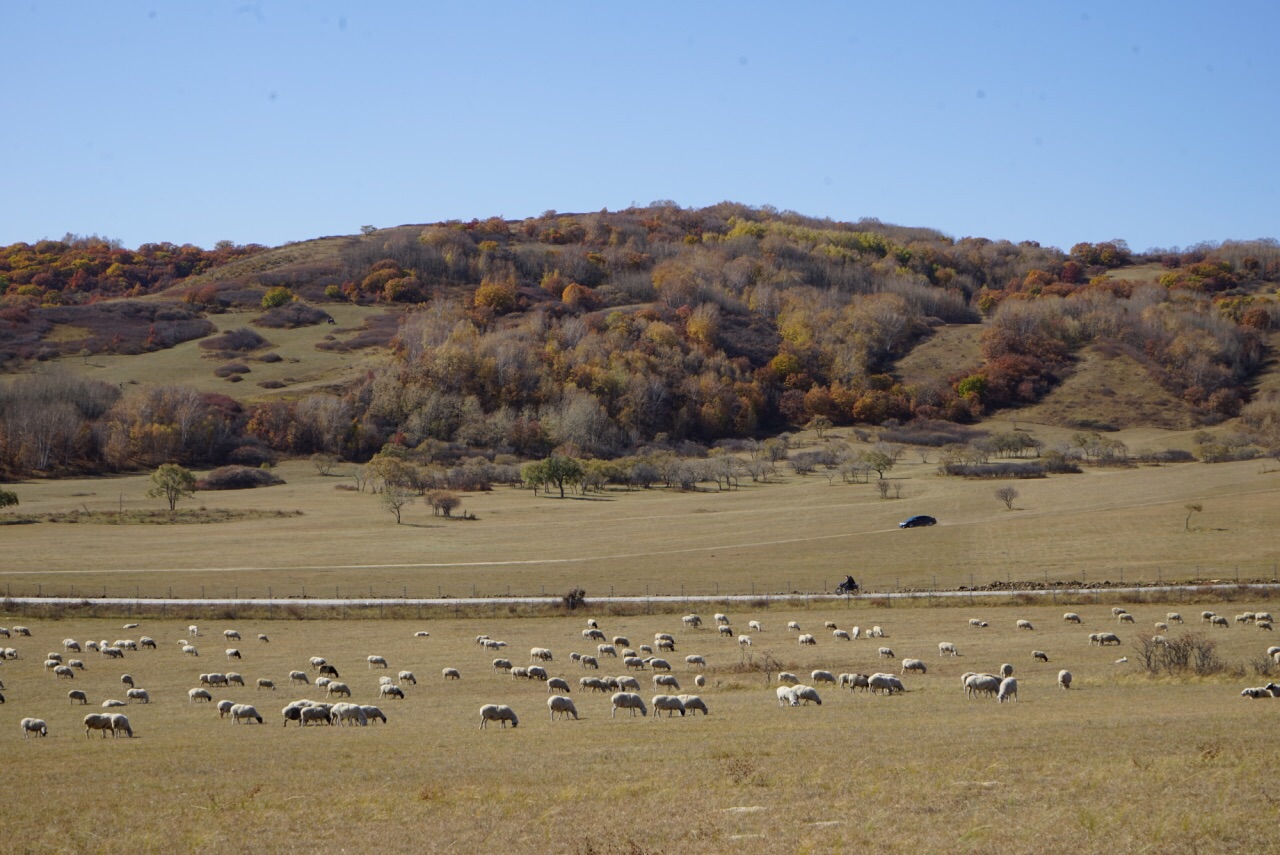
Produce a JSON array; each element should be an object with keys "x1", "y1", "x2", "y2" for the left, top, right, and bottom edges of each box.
[{"x1": 147, "y1": 463, "x2": 196, "y2": 511}]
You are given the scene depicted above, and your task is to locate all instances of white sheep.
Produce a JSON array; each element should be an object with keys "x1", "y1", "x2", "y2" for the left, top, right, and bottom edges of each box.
[
  {"x1": 1111, "y1": 608, "x2": 1127, "y2": 617},
  {"x1": 188, "y1": 688, "x2": 212, "y2": 703},
  {"x1": 652, "y1": 694, "x2": 686, "y2": 717},
  {"x1": 309, "y1": 656, "x2": 327, "y2": 670},
  {"x1": 851, "y1": 626, "x2": 861, "y2": 639},
  {"x1": 878, "y1": 647, "x2": 894, "y2": 659},
  {"x1": 399, "y1": 670, "x2": 417, "y2": 684},
  {"x1": 580, "y1": 677, "x2": 609, "y2": 693},
  {"x1": 84, "y1": 713, "x2": 115, "y2": 738},
  {"x1": 869, "y1": 625, "x2": 885, "y2": 638},
  {"x1": 901, "y1": 659, "x2": 927, "y2": 675},
  {"x1": 798, "y1": 634, "x2": 817, "y2": 646},
  {"x1": 1016, "y1": 620, "x2": 1034, "y2": 631},
  {"x1": 181, "y1": 644, "x2": 198, "y2": 657},
  {"x1": 300, "y1": 705, "x2": 332, "y2": 726},
  {"x1": 367, "y1": 655, "x2": 389, "y2": 669},
  {"x1": 811, "y1": 669, "x2": 837, "y2": 684},
  {"x1": 1063, "y1": 613, "x2": 1082, "y2": 624},
  {"x1": 547, "y1": 677, "x2": 571, "y2": 694},
  {"x1": 527, "y1": 666, "x2": 549, "y2": 681},
  {"x1": 584, "y1": 628, "x2": 606, "y2": 641},
  {"x1": 21, "y1": 717, "x2": 48, "y2": 738},
  {"x1": 188, "y1": 625, "x2": 199, "y2": 637},
  {"x1": 685, "y1": 655, "x2": 706, "y2": 669},
  {"x1": 793, "y1": 685, "x2": 823, "y2": 705},
  {"x1": 479, "y1": 704, "x2": 519, "y2": 729},
  {"x1": 610, "y1": 692, "x2": 647, "y2": 718},
  {"x1": 414, "y1": 631, "x2": 430, "y2": 638},
  {"x1": 442, "y1": 668, "x2": 461, "y2": 680},
  {"x1": 379, "y1": 676, "x2": 394, "y2": 686},
  {"x1": 649, "y1": 658, "x2": 672, "y2": 672},
  {"x1": 868, "y1": 673, "x2": 904, "y2": 695},
  {"x1": 1211, "y1": 616, "x2": 1230, "y2": 628},
  {"x1": 748, "y1": 621, "x2": 762, "y2": 632},
  {"x1": 682, "y1": 614, "x2": 702, "y2": 629},
  {"x1": 964, "y1": 674, "x2": 1000, "y2": 698},
  {"x1": 1167, "y1": 612, "x2": 1184, "y2": 624},
  {"x1": 361, "y1": 705, "x2": 387, "y2": 723},
  {"x1": 12, "y1": 626, "x2": 30, "y2": 636},
  {"x1": 738, "y1": 634, "x2": 752, "y2": 646},
  {"x1": 102, "y1": 699, "x2": 127, "y2": 707},
  {"x1": 638, "y1": 645, "x2": 653, "y2": 655},
  {"x1": 694, "y1": 674, "x2": 706, "y2": 687},
  {"x1": 67, "y1": 659, "x2": 85, "y2": 670},
  {"x1": 1096, "y1": 632, "x2": 1121, "y2": 646},
  {"x1": 623, "y1": 657, "x2": 646, "y2": 671},
  {"x1": 616, "y1": 675, "x2": 641, "y2": 692},
  {"x1": 225, "y1": 648, "x2": 241, "y2": 660},
  {"x1": 715, "y1": 613, "x2": 729, "y2": 625},
  {"x1": 224, "y1": 630, "x2": 241, "y2": 641},
  {"x1": 1201, "y1": 611, "x2": 1216, "y2": 623},
  {"x1": 54, "y1": 665, "x2": 75, "y2": 679},
  {"x1": 999, "y1": 663, "x2": 1014, "y2": 678},
  {"x1": 579, "y1": 655, "x2": 599, "y2": 670},
  {"x1": 201, "y1": 673, "x2": 229, "y2": 688},
  {"x1": 68, "y1": 689, "x2": 88, "y2": 704},
  {"x1": 493, "y1": 658, "x2": 513, "y2": 673},
  {"x1": 1033, "y1": 651, "x2": 1049, "y2": 662},
  {"x1": 227, "y1": 673, "x2": 245, "y2": 686},
  {"x1": 1118, "y1": 613, "x2": 1136, "y2": 624},
  {"x1": 289, "y1": 670, "x2": 309, "y2": 685},
  {"x1": 530, "y1": 647, "x2": 554, "y2": 662},
  {"x1": 997, "y1": 677, "x2": 1018, "y2": 703},
  {"x1": 840, "y1": 673, "x2": 871, "y2": 692},
  {"x1": 938, "y1": 642, "x2": 958, "y2": 657},
  {"x1": 1154, "y1": 622, "x2": 1169, "y2": 632},
  {"x1": 824, "y1": 621, "x2": 838, "y2": 629},
  {"x1": 227, "y1": 703, "x2": 262, "y2": 724},
  {"x1": 586, "y1": 619, "x2": 598, "y2": 629},
  {"x1": 325, "y1": 681, "x2": 352, "y2": 698},
  {"x1": 330, "y1": 702, "x2": 368, "y2": 726},
  {"x1": 379, "y1": 684, "x2": 405, "y2": 700},
  {"x1": 139, "y1": 637, "x2": 156, "y2": 649},
  {"x1": 968, "y1": 618, "x2": 984, "y2": 627},
  {"x1": 126, "y1": 688, "x2": 150, "y2": 704},
  {"x1": 63, "y1": 639, "x2": 81, "y2": 652},
  {"x1": 547, "y1": 695, "x2": 579, "y2": 720},
  {"x1": 257, "y1": 678, "x2": 275, "y2": 690},
  {"x1": 653, "y1": 674, "x2": 681, "y2": 690},
  {"x1": 678, "y1": 694, "x2": 709, "y2": 715},
  {"x1": 612, "y1": 636, "x2": 630, "y2": 647},
  {"x1": 1257, "y1": 613, "x2": 1275, "y2": 624},
  {"x1": 510, "y1": 667, "x2": 529, "y2": 680},
  {"x1": 719, "y1": 626, "x2": 734, "y2": 637},
  {"x1": 597, "y1": 644, "x2": 618, "y2": 658},
  {"x1": 776, "y1": 686, "x2": 799, "y2": 707},
  {"x1": 787, "y1": 621, "x2": 801, "y2": 632},
  {"x1": 1058, "y1": 670, "x2": 1072, "y2": 689},
  {"x1": 833, "y1": 629, "x2": 851, "y2": 641},
  {"x1": 777, "y1": 672, "x2": 800, "y2": 685}
]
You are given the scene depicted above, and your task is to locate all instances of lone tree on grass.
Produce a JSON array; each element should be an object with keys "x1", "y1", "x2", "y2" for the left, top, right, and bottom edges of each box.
[
  {"x1": 382, "y1": 484, "x2": 414, "y2": 524},
  {"x1": 147, "y1": 464, "x2": 196, "y2": 512},
  {"x1": 1185, "y1": 503, "x2": 1203, "y2": 531},
  {"x1": 995, "y1": 486, "x2": 1019, "y2": 510}
]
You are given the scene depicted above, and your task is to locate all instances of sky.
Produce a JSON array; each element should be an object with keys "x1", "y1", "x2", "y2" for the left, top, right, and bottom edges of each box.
[{"x1": 3, "y1": 2, "x2": 1277, "y2": 254}]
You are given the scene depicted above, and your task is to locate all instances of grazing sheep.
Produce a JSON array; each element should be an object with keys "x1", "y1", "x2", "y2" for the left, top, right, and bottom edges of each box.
[
  {"x1": 257, "y1": 678, "x2": 275, "y2": 690},
  {"x1": 653, "y1": 674, "x2": 680, "y2": 690},
  {"x1": 289, "y1": 670, "x2": 309, "y2": 685},
  {"x1": 694, "y1": 674, "x2": 706, "y2": 687},
  {"x1": 527, "y1": 666, "x2": 549, "y2": 681},
  {"x1": 1118, "y1": 614, "x2": 1136, "y2": 624},
  {"x1": 652, "y1": 695, "x2": 686, "y2": 717},
  {"x1": 1257, "y1": 613, "x2": 1275, "y2": 624},
  {"x1": 0, "y1": 628, "x2": 9, "y2": 638},
  {"x1": 227, "y1": 673, "x2": 245, "y2": 686},
  {"x1": 379, "y1": 685, "x2": 405, "y2": 700},
  {"x1": 938, "y1": 642, "x2": 959, "y2": 657},
  {"x1": 126, "y1": 688, "x2": 150, "y2": 704},
  {"x1": 300, "y1": 706, "x2": 333, "y2": 726},
  {"x1": 442, "y1": 668, "x2": 461, "y2": 680},
  {"x1": 316, "y1": 678, "x2": 330, "y2": 690},
  {"x1": 901, "y1": 659, "x2": 927, "y2": 675},
  {"x1": 825, "y1": 621, "x2": 838, "y2": 630},
  {"x1": 21, "y1": 717, "x2": 48, "y2": 738},
  {"x1": 1166, "y1": 612, "x2": 1184, "y2": 624},
  {"x1": 999, "y1": 663, "x2": 1014, "y2": 678},
  {"x1": 840, "y1": 673, "x2": 871, "y2": 692},
  {"x1": 189, "y1": 688, "x2": 213, "y2": 703},
  {"x1": 579, "y1": 655, "x2": 599, "y2": 669},
  {"x1": 492, "y1": 659, "x2": 513, "y2": 673},
  {"x1": 833, "y1": 630, "x2": 851, "y2": 641},
  {"x1": 68, "y1": 689, "x2": 88, "y2": 704},
  {"x1": 510, "y1": 667, "x2": 529, "y2": 680},
  {"x1": 1212, "y1": 616, "x2": 1231, "y2": 628},
  {"x1": 1201, "y1": 611, "x2": 1216, "y2": 623},
  {"x1": 777, "y1": 672, "x2": 800, "y2": 685},
  {"x1": 63, "y1": 639, "x2": 81, "y2": 652},
  {"x1": 1237, "y1": 613, "x2": 1257, "y2": 624},
  {"x1": 325, "y1": 681, "x2": 352, "y2": 698},
  {"x1": 639, "y1": 645, "x2": 654, "y2": 655},
  {"x1": 787, "y1": 621, "x2": 801, "y2": 632},
  {"x1": 1154, "y1": 622, "x2": 1169, "y2": 632},
  {"x1": 68, "y1": 659, "x2": 85, "y2": 670},
  {"x1": 793, "y1": 685, "x2": 823, "y2": 705},
  {"x1": 367, "y1": 655, "x2": 389, "y2": 669},
  {"x1": 482, "y1": 640, "x2": 506, "y2": 650},
  {"x1": 84, "y1": 714, "x2": 115, "y2": 738},
  {"x1": 597, "y1": 644, "x2": 617, "y2": 658},
  {"x1": 479, "y1": 704, "x2": 519, "y2": 729},
  {"x1": 1033, "y1": 651, "x2": 1049, "y2": 663},
  {"x1": 1016, "y1": 620, "x2": 1034, "y2": 631},
  {"x1": 181, "y1": 644, "x2": 198, "y2": 657},
  {"x1": 547, "y1": 677, "x2": 571, "y2": 694},
  {"x1": 616, "y1": 675, "x2": 641, "y2": 692},
  {"x1": 738, "y1": 634, "x2": 753, "y2": 646},
  {"x1": 968, "y1": 618, "x2": 984, "y2": 628},
  {"x1": 1062, "y1": 613, "x2": 1082, "y2": 624},
  {"x1": 330, "y1": 702, "x2": 368, "y2": 727},
  {"x1": 13, "y1": 626, "x2": 31, "y2": 637},
  {"x1": 547, "y1": 695, "x2": 579, "y2": 721},
  {"x1": 1058, "y1": 670, "x2": 1072, "y2": 689},
  {"x1": 399, "y1": 670, "x2": 417, "y2": 684},
  {"x1": 719, "y1": 626, "x2": 734, "y2": 637},
  {"x1": 685, "y1": 655, "x2": 706, "y2": 669},
  {"x1": 878, "y1": 647, "x2": 895, "y2": 659},
  {"x1": 682, "y1": 614, "x2": 702, "y2": 629},
  {"x1": 678, "y1": 694, "x2": 709, "y2": 715},
  {"x1": 586, "y1": 619, "x2": 598, "y2": 629},
  {"x1": 584, "y1": 628, "x2": 606, "y2": 641},
  {"x1": 611, "y1": 692, "x2": 648, "y2": 717},
  {"x1": 997, "y1": 677, "x2": 1018, "y2": 703},
  {"x1": 361, "y1": 705, "x2": 387, "y2": 723},
  {"x1": 317, "y1": 665, "x2": 340, "y2": 679},
  {"x1": 530, "y1": 647, "x2": 554, "y2": 662},
  {"x1": 748, "y1": 620, "x2": 762, "y2": 632},
  {"x1": 580, "y1": 677, "x2": 609, "y2": 693},
  {"x1": 227, "y1": 703, "x2": 262, "y2": 724},
  {"x1": 811, "y1": 670, "x2": 837, "y2": 684},
  {"x1": 715, "y1": 614, "x2": 730, "y2": 625},
  {"x1": 45, "y1": 658, "x2": 62, "y2": 672},
  {"x1": 868, "y1": 673, "x2": 905, "y2": 695},
  {"x1": 414, "y1": 631, "x2": 430, "y2": 638},
  {"x1": 102, "y1": 647, "x2": 125, "y2": 659},
  {"x1": 649, "y1": 658, "x2": 672, "y2": 672},
  {"x1": 623, "y1": 657, "x2": 647, "y2": 671},
  {"x1": 963, "y1": 674, "x2": 999, "y2": 698},
  {"x1": 776, "y1": 686, "x2": 799, "y2": 707},
  {"x1": 201, "y1": 673, "x2": 228, "y2": 688},
  {"x1": 1261, "y1": 621, "x2": 1275, "y2": 631},
  {"x1": 379, "y1": 676, "x2": 394, "y2": 686},
  {"x1": 868, "y1": 626, "x2": 885, "y2": 638},
  {"x1": 1096, "y1": 633, "x2": 1121, "y2": 646},
  {"x1": 54, "y1": 665, "x2": 75, "y2": 679},
  {"x1": 657, "y1": 638, "x2": 676, "y2": 653},
  {"x1": 1241, "y1": 686, "x2": 1272, "y2": 699},
  {"x1": 1111, "y1": 608, "x2": 1127, "y2": 617},
  {"x1": 139, "y1": 637, "x2": 156, "y2": 649},
  {"x1": 309, "y1": 657, "x2": 327, "y2": 670},
  {"x1": 612, "y1": 636, "x2": 630, "y2": 647},
  {"x1": 224, "y1": 630, "x2": 241, "y2": 641},
  {"x1": 798, "y1": 634, "x2": 817, "y2": 646}
]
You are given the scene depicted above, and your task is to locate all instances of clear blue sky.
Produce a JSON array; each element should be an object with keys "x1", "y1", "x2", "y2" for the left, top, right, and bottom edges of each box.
[{"x1": 3, "y1": 2, "x2": 1276, "y2": 253}]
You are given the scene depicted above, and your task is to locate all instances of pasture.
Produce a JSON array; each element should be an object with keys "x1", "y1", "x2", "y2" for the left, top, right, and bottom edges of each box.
[{"x1": 2, "y1": 601, "x2": 1279, "y2": 853}]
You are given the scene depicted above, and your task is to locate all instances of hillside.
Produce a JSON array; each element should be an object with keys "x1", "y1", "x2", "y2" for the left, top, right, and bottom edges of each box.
[{"x1": 2, "y1": 204, "x2": 1278, "y2": 479}]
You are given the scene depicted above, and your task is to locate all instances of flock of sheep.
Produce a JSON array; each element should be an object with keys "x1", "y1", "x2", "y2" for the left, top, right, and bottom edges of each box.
[{"x1": 4, "y1": 602, "x2": 1276, "y2": 740}]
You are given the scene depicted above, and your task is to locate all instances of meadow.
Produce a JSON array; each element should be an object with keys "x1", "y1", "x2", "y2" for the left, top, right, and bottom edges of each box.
[{"x1": 1, "y1": 599, "x2": 1278, "y2": 854}]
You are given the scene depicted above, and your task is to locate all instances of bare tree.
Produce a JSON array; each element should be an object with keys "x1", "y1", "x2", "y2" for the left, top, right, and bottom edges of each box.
[
  {"x1": 995, "y1": 486, "x2": 1019, "y2": 510},
  {"x1": 382, "y1": 484, "x2": 414, "y2": 524},
  {"x1": 875, "y1": 480, "x2": 891, "y2": 500},
  {"x1": 1185, "y1": 503, "x2": 1203, "y2": 531}
]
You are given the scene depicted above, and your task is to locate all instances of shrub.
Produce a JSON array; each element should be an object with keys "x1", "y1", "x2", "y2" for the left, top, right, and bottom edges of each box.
[
  {"x1": 228, "y1": 445, "x2": 276, "y2": 467},
  {"x1": 261, "y1": 286, "x2": 294, "y2": 309},
  {"x1": 938, "y1": 462, "x2": 1048, "y2": 479},
  {"x1": 196, "y1": 465, "x2": 286, "y2": 490},
  {"x1": 199, "y1": 327, "x2": 270, "y2": 353},
  {"x1": 256, "y1": 352, "x2": 284, "y2": 363},
  {"x1": 254, "y1": 303, "x2": 332, "y2": 329},
  {"x1": 213, "y1": 362, "x2": 249, "y2": 378}
]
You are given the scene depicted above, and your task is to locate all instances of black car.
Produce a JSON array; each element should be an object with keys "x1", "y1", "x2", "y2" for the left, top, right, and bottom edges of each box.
[{"x1": 898, "y1": 515, "x2": 937, "y2": 528}]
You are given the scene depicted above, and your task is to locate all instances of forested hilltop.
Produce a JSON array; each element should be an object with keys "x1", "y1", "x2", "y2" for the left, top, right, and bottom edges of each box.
[{"x1": 1, "y1": 202, "x2": 1278, "y2": 479}]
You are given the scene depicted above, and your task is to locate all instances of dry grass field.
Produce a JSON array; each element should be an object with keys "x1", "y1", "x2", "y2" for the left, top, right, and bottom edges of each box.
[
  {"x1": 2, "y1": 600, "x2": 1279, "y2": 854},
  {"x1": 2, "y1": 434, "x2": 1277, "y2": 601}
]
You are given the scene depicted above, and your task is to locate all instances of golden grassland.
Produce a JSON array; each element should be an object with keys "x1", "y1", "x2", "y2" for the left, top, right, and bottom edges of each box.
[
  {"x1": 1, "y1": 431, "x2": 1277, "y2": 600},
  {"x1": 2, "y1": 602, "x2": 1279, "y2": 854}
]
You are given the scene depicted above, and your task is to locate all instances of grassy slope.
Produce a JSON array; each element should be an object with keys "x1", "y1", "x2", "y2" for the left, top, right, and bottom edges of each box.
[
  {"x1": 893, "y1": 323, "x2": 984, "y2": 389},
  {"x1": 0, "y1": 604, "x2": 1277, "y2": 853}
]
